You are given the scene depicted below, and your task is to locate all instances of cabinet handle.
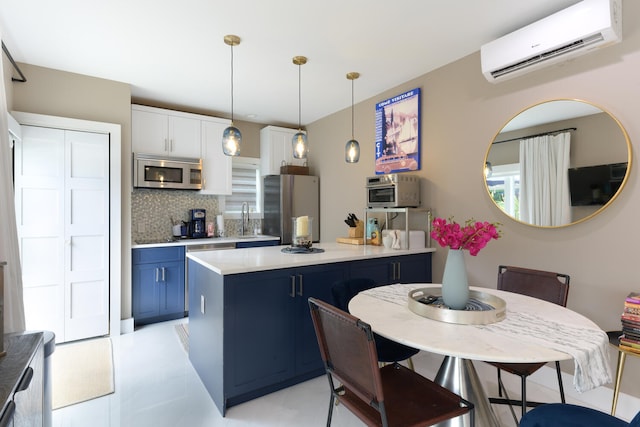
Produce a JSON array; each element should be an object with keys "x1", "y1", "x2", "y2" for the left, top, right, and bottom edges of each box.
[
  {"x1": 290, "y1": 276, "x2": 296, "y2": 298},
  {"x1": 396, "y1": 262, "x2": 401, "y2": 281},
  {"x1": 16, "y1": 367, "x2": 33, "y2": 392},
  {"x1": 170, "y1": 139, "x2": 174, "y2": 152},
  {"x1": 164, "y1": 138, "x2": 168, "y2": 152},
  {"x1": 297, "y1": 274, "x2": 304, "y2": 296},
  {"x1": 161, "y1": 267, "x2": 166, "y2": 282},
  {"x1": 155, "y1": 267, "x2": 159, "y2": 282}
]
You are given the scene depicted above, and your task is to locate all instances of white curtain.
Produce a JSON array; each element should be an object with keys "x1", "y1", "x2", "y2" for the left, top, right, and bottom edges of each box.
[
  {"x1": 519, "y1": 132, "x2": 572, "y2": 227},
  {"x1": 0, "y1": 32, "x2": 26, "y2": 333}
]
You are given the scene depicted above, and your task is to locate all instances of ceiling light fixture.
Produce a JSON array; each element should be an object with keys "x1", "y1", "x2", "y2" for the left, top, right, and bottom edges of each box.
[
  {"x1": 222, "y1": 34, "x2": 242, "y2": 156},
  {"x1": 345, "y1": 72, "x2": 360, "y2": 163},
  {"x1": 292, "y1": 56, "x2": 308, "y2": 159}
]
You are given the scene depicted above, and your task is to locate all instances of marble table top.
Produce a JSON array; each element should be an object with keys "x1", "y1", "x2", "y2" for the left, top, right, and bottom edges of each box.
[{"x1": 349, "y1": 283, "x2": 612, "y2": 392}]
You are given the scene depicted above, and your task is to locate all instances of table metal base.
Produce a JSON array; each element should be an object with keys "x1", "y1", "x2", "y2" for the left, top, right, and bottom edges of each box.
[{"x1": 434, "y1": 356, "x2": 500, "y2": 427}]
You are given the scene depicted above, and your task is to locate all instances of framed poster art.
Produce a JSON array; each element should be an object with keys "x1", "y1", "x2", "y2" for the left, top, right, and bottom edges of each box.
[{"x1": 374, "y1": 88, "x2": 421, "y2": 174}]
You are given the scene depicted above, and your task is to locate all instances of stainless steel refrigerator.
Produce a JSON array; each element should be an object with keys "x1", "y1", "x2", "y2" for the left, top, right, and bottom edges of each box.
[{"x1": 263, "y1": 174, "x2": 320, "y2": 244}]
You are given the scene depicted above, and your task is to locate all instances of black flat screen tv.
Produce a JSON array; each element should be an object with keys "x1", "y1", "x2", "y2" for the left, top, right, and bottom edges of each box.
[{"x1": 568, "y1": 162, "x2": 627, "y2": 206}]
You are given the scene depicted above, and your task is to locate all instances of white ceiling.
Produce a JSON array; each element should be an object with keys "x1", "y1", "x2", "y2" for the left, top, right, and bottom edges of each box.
[{"x1": 0, "y1": 0, "x2": 580, "y2": 126}]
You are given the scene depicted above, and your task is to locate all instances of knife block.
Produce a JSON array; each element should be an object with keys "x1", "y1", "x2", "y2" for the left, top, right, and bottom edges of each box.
[{"x1": 348, "y1": 221, "x2": 364, "y2": 238}]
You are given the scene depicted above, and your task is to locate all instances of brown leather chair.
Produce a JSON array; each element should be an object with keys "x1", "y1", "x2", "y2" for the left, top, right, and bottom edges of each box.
[
  {"x1": 308, "y1": 297, "x2": 474, "y2": 427},
  {"x1": 488, "y1": 265, "x2": 570, "y2": 424}
]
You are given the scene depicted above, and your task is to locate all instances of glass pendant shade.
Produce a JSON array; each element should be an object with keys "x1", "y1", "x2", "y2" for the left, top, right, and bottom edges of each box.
[
  {"x1": 292, "y1": 131, "x2": 308, "y2": 159},
  {"x1": 345, "y1": 71, "x2": 360, "y2": 163},
  {"x1": 222, "y1": 125, "x2": 242, "y2": 156},
  {"x1": 292, "y1": 56, "x2": 308, "y2": 159},
  {"x1": 345, "y1": 139, "x2": 360, "y2": 163}
]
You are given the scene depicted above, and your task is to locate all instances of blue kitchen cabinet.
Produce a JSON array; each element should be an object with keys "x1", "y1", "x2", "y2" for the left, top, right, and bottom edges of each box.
[
  {"x1": 132, "y1": 246, "x2": 185, "y2": 325},
  {"x1": 349, "y1": 252, "x2": 432, "y2": 285},
  {"x1": 189, "y1": 259, "x2": 346, "y2": 415},
  {"x1": 225, "y1": 262, "x2": 344, "y2": 403}
]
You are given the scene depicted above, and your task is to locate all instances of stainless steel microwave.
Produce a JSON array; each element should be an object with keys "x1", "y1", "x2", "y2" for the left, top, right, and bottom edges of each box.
[
  {"x1": 133, "y1": 153, "x2": 202, "y2": 190},
  {"x1": 366, "y1": 174, "x2": 420, "y2": 208}
]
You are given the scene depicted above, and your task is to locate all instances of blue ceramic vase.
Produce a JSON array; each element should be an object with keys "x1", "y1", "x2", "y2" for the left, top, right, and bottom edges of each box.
[{"x1": 442, "y1": 249, "x2": 469, "y2": 310}]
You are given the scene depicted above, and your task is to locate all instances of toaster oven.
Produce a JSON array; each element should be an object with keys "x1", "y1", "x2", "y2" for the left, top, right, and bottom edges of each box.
[{"x1": 366, "y1": 174, "x2": 420, "y2": 208}]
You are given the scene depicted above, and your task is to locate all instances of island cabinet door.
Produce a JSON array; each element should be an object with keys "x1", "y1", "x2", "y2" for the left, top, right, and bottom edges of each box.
[
  {"x1": 225, "y1": 270, "x2": 297, "y2": 395},
  {"x1": 395, "y1": 253, "x2": 432, "y2": 283},
  {"x1": 349, "y1": 253, "x2": 432, "y2": 285},
  {"x1": 294, "y1": 263, "x2": 346, "y2": 376}
]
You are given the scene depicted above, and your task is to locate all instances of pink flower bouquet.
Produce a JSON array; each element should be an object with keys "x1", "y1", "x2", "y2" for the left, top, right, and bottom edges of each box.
[{"x1": 430, "y1": 217, "x2": 501, "y2": 256}]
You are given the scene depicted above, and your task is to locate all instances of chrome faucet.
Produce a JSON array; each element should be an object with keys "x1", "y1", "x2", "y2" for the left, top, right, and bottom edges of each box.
[{"x1": 241, "y1": 202, "x2": 250, "y2": 236}]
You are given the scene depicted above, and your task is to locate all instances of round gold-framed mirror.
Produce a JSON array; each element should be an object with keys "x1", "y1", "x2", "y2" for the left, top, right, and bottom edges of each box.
[{"x1": 484, "y1": 99, "x2": 632, "y2": 228}]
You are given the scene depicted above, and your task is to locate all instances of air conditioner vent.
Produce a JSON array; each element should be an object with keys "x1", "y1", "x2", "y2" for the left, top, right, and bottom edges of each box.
[{"x1": 490, "y1": 33, "x2": 605, "y2": 79}]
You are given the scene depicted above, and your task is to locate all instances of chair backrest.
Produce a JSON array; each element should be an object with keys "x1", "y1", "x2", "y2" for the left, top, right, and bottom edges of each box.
[
  {"x1": 330, "y1": 278, "x2": 378, "y2": 312},
  {"x1": 308, "y1": 297, "x2": 385, "y2": 410},
  {"x1": 497, "y1": 265, "x2": 570, "y2": 306}
]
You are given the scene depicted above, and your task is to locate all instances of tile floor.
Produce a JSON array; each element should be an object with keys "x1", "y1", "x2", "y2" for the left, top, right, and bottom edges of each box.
[{"x1": 51, "y1": 318, "x2": 608, "y2": 427}]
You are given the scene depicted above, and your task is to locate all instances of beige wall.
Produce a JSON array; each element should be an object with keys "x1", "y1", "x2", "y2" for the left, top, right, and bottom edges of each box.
[
  {"x1": 9, "y1": 63, "x2": 134, "y2": 319},
  {"x1": 308, "y1": 0, "x2": 640, "y2": 398}
]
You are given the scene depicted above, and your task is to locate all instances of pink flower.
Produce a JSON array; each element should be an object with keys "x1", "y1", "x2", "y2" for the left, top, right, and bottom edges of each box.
[{"x1": 430, "y1": 217, "x2": 501, "y2": 256}]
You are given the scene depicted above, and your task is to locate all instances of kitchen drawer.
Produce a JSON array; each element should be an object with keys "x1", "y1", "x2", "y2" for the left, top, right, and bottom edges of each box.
[{"x1": 132, "y1": 246, "x2": 185, "y2": 264}]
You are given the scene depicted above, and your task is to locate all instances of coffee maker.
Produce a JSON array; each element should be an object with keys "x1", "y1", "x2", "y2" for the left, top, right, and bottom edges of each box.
[{"x1": 189, "y1": 209, "x2": 206, "y2": 238}]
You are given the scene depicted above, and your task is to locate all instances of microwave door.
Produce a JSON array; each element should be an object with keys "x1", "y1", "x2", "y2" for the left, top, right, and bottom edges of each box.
[
  {"x1": 144, "y1": 165, "x2": 183, "y2": 188},
  {"x1": 369, "y1": 186, "x2": 395, "y2": 204}
]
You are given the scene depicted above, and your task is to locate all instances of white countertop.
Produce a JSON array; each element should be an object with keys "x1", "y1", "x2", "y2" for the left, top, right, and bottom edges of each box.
[
  {"x1": 186, "y1": 242, "x2": 435, "y2": 275},
  {"x1": 131, "y1": 235, "x2": 280, "y2": 249}
]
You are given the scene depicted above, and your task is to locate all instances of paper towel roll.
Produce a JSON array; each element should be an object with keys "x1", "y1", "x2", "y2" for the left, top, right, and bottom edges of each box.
[{"x1": 216, "y1": 214, "x2": 225, "y2": 236}]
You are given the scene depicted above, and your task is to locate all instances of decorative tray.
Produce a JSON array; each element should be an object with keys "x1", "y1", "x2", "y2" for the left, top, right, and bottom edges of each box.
[{"x1": 407, "y1": 287, "x2": 506, "y2": 325}]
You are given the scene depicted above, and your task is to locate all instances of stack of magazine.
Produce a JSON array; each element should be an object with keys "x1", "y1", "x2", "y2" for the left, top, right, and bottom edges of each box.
[{"x1": 620, "y1": 292, "x2": 640, "y2": 353}]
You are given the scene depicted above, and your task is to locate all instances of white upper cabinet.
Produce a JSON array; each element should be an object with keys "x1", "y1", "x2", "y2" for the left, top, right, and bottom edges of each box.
[
  {"x1": 260, "y1": 125, "x2": 306, "y2": 176},
  {"x1": 132, "y1": 105, "x2": 201, "y2": 158},
  {"x1": 200, "y1": 118, "x2": 232, "y2": 195}
]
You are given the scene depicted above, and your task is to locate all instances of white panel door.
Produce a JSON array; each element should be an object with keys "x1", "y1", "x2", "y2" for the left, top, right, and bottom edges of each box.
[
  {"x1": 15, "y1": 126, "x2": 109, "y2": 343},
  {"x1": 64, "y1": 130, "x2": 110, "y2": 341},
  {"x1": 15, "y1": 127, "x2": 66, "y2": 338}
]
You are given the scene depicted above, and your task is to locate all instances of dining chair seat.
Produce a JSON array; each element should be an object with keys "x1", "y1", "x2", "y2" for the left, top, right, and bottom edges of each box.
[{"x1": 520, "y1": 403, "x2": 640, "y2": 427}]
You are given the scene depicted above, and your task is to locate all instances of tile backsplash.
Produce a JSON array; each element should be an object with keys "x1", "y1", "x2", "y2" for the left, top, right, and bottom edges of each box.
[{"x1": 131, "y1": 189, "x2": 261, "y2": 243}]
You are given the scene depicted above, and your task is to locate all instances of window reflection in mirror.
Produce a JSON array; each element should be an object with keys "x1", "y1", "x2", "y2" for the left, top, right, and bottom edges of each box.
[{"x1": 484, "y1": 99, "x2": 632, "y2": 228}]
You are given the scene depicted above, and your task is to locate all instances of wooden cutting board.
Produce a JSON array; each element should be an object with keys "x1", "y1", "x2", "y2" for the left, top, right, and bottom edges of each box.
[{"x1": 336, "y1": 237, "x2": 371, "y2": 245}]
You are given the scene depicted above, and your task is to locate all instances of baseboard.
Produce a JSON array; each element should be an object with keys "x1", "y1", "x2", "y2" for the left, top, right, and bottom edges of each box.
[
  {"x1": 530, "y1": 364, "x2": 639, "y2": 422},
  {"x1": 120, "y1": 318, "x2": 134, "y2": 334}
]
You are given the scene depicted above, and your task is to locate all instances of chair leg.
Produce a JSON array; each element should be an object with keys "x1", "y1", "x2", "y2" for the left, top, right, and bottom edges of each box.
[
  {"x1": 520, "y1": 375, "x2": 527, "y2": 419},
  {"x1": 497, "y1": 368, "x2": 504, "y2": 397},
  {"x1": 555, "y1": 361, "x2": 566, "y2": 404},
  {"x1": 326, "y1": 393, "x2": 335, "y2": 427}
]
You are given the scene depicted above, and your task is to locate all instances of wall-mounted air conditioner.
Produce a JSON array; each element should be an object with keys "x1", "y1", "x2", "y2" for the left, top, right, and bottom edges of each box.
[{"x1": 481, "y1": 0, "x2": 622, "y2": 83}]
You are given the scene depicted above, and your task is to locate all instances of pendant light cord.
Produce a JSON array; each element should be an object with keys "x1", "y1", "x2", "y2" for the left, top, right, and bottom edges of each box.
[
  {"x1": 351, "y1": 78, "x2": 355, "y2": 140},
  {"x1": 230, "y1": 43, "x2": 235, "y2": 124},
  {"x1": 298, "y1": 63, "x2": 302, "y2": 130}
]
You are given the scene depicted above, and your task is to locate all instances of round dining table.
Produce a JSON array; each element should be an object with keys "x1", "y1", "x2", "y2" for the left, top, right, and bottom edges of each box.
[{"x1": 349, "y1": 283, "x2": 611, "y2": 427}]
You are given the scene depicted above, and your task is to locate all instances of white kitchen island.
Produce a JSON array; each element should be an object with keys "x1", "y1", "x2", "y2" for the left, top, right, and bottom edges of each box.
[{"x1": 186, "y1": 243, "x2": 434, "y2": 416}]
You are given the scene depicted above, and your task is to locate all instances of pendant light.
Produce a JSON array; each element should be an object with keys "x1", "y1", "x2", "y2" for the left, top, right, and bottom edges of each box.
[
  {"x1": 345, "y1": 72, "x2": 360, "y2": 163},
  {"x1": 292, "y1": 56, "x2": 308, "y2": 159},
  {"x1": 222, "y1": 34, "x2": 242, "y2": 156}
]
